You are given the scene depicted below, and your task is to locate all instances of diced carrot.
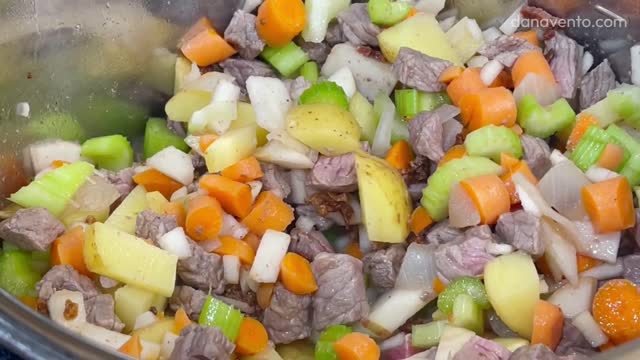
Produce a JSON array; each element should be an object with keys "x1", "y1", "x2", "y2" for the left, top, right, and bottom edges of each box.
[
  {"x1": 566, "y1": 114, "x2": 599, "y2": 151},
  {"x1": 514, "y1": 30, "x2": 541, "y2": 47},
  {"x1": 501, "y1": 161, "x2": 538, "y2": 204},
  {"x1": 164, "y1": 202, "x2": 186, "y2": 227},
  {"x1": 460, "y1": 174, "x2": 511, "y2": 224},
  {"x1": 214, "y1": 236, "x2": 256, "y2": 265},
  {"x1": 345, "y1": 242, "x2": 363, "y2": 260},
  {"x1": 581, "y1": 177, "x2": 636, "y2": 233},
  {"x1": 174, "y1": 308, "x2": 192, "y2": 335},
  {"x1": 536, "y1": 257, "x2": 554, "y2": 278},
  {"x1": 235, "y1": 317, "x2": 269, "y2": 355},
  {"x1": 490, "y1": 70, "x2": 514, "y2": 89},
  {"x1": 51, "y1": 160, "x2": 69, "y2": 169},
  {"x1": 433, "y1": 277, "x2": 446, "y2": 295},
  {"x1": 199, "y1": 134, "x2": 218, "y2": 153},
  {"x1": 19, "y1": 296, "x2": 38, "y2": 310},
  {"x1": 118, "y1": 334, "x2": 142, "y2": 359},
  {"x1": 438, "y1": 145, "x2": 467, "y2": 167},
  {"x1": 221, "y1": 157, "x2": 264, "y2": 183},
  {"x1": 133, "y1": 169, "x2": 183, "y2": 200},
  {"x1": 459, "y1": 87, "x2": 517, "y2": 131},
  {"x1": 531, "y1": 300, "x2": 564, "y2": 351},
  {"x1": 593, "y1": 279, "x2": 640, "y2": 344},
  {"x1": 597, "y1": 143, "x2": 625, "y2": 171},
  {"x1": 185, "y1": 195, "x2": 224, "y2": 241},
  {"x1": 577, "y1": 254, "x2": 602, "y2": 273},
  {"x1": 512, "y1": 50, "x2": 556, "y2": 88},
  {"x1": 256, "y1": 0, "x2": 306, "y2": 47},
  {"x1": 241, "y1": 191, "x2": 294, "y2": 235},
  {"x1": 178, "y1": 17, "x2": 214, "y2": 48},
  {"x1": 406, "y1": 7, "x2": 418, "y2": 19},
  {"x1": 439, "y1": 66, "x2": 465, "y2": 84},
  {"x1": 500, "y1": 153, "x2": 521, "y2": 172},
  {"x1": 280, "y1": 252, "x2": 318, "y2": 295},
  {"x1": 256, "y1": 283, "x2": 275, "y2": 310},
  {"x1": 243, "y1": 233, "x2": 261, "y2": 252},
  {"x1": 409, "y1": 207, "x2": 433, "y2": 235},
  {"x1": 200, "y1": 175, "x2": 253, "y2": 218},
  {"x1": 509, "y1": 124, "x2": 523, "y2": 136},
  {"x1": 446, "y1": 68, "x2": 486, "y2": 106},
  {"x1": 51, "y1": 227, "x2": 90, "y2": 276},
  {"x1": 333, "y1": 332, "x2": 380, "y2": 360},
  {"x1": 180, "y1": 29, "x2": 237, "y2": 66},
  {"x1": 600, "y1": 341, "x2": 616, "y2": 352},
  {"x1": 385, "y1": 140, "x2": 414, "y2": 171}
]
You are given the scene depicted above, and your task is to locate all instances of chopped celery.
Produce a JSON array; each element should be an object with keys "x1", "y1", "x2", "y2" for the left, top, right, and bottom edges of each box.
[
  {"x1": 464, "y1": 125, "x2": 523, "y2": 162},
  {"x1": 349, "y1": 92, "x2": 378, "y2": 142},
  {"x1": 143, "y1": 118, "x2": 190, "y2": 159},
  {"x1": 31, "y1": 251, "x2": 51, "y2": 275},
  {"x1": 198, "y1": 296, "x2": 244, "y2": 342},
  {"x1": 605, "y1": 124, "x2": 640, "y2": 155},
  {"x1": 1, "y1": 243, "x2": 20, "y2": 252},
  {"x1": 299, "y1": 81, "x2": 349, "y2": 109},
  {"x1": 450, "y1": 293, "x2": 484, "y2": 335},
  {"x1": 421, "y1": 156, "x2": 502, "y2": 221},
  {"x1": 0, "y1": 251, "x2": 40, "y2": 297},
  {"x1": 315, "y1": 325, "x2": 352, "y2": 360},
  {"x1": 620, "y1": 154, "x2": 640, "y2": 186},
  {"x1": 570, "y1": 127, "x2": 611, "y2": 171},
  {"x1": 437, "y1": 276, "x2": 490, "y2": 315},
  {"x1": 608, "y1": 85, "x2": 640, "y2": 128},
  {"x1": 319, "y1": 325, "x2": 353, "y2": 341},
  {"x1": 517, "y1": 95, "x2": 576, "y2": 138},
  {"x1": 9, "y1": 161, "x2": 94, "y2": 216},
  {"x1": 261, "y1": 42, "x2": 310, "y2": 77},
  {"x1": 420, "y1": 92, "x2": 451, "y2": 112},
  {"x1": 368, "y1": 0, "x2": 412, "y2": 26},
  {"x1": 412, "y1": 320, "x2": 447, "y2": 349},
  {"x1": 300, "y1": 61, "x2": 319, "y2": 83},
  {"x1": 391, "y1": 115, "x2": 410, "y2": 143},
  {"x1": 81, "y1": 135, "x2": 134, "y2": 171},
  {"x1": 395, "y1": 89, "x2": 420, "y2": 119},
  {"x1": 25, "y1": 112, "x2": 86, "y2": 142}
]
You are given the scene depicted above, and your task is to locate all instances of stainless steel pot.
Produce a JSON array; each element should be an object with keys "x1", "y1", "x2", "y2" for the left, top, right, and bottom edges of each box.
[{"x1": 0, "y1": 0, "x2": 639, "y2": 358}]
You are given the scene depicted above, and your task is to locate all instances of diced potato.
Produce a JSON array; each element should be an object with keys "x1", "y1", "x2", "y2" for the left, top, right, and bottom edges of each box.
[
  {"x1": 446, "y1": 17, "x2": 485, "y2": 63},
  {"x1": 84, "y1": 222, "x2": 178, "y2": 297},
  {"x1": 378, "y1": 13, "x2": 462, "y2": 64},
  {"x1": 286, "y1": 104, "x2": 361, "y2": 156},
  {"x1": 355, "y1": 152, "x2": 411, "y2": 243},
  {"x1": 151, "y1": 295, "x2": 168, "y2": 313},
  {"x1": 483, "y1": 253, "x2": 540, "y2": 339},
  {"x1": 174, "y1": 56, "x2": 192, "y2": 94},
  {"x1": 165, "y1": 90, "x2": 212, "y2": 123},
  {"x1": 230, "y1": 102, "x2": 269, "y2": 146},
  {"x1": 105, "y1": 185, "x2": 148, "y2": 234},
  {"x1": 204, "y1": 126, "x2": 258, "y2": 173},
  {"x1": 115, "y1": 285, "x2": 159, "y2": 332},
  {"x1": 132, "y1": 318, "x2": 176, "y2": 344},
  {"x1": 146, "y1": 191, "x2": 169, "y2": 214}
]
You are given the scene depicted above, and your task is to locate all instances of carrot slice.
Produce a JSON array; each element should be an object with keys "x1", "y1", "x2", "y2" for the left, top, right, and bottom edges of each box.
[
  {"x1": 199, "y1": 134, "x2": 219, "y2": 153},
  {"x1": 409, "y1": 207, "x2": 433, "y2": 235},
  {"x1": 180, "y1": 29, "x2": 237, "y2": 66},
  {"x1": 566, "y1": 114, "x2": 599, "y2": 151},
  {"x1": 221, "y1": 157, "x2": 264, "y2": 183},
  {"x1": 438, "y1": 145, "x2": 467, "y2": 167},
  {"x1": 200, "y1": 175, "x2": 253, "y2": 218},
  {"x1": 597, "y1": 143, "x2": 625, "y2": 171},
  {"x1": 257, "y1": 283, "x2": 275, "y2": 310},
  {"x1": 185, "y1": 195, "x2": 224, "y2": 241},
  {"x1": 236, "y1": 317, "x2": 269, "y2": 355},
  {"x1": 433, "y1": 277, "x2": 446, "y2": 295},
  {"x1": 280, "y1": 252, "x2": 318, "y2": 295},
  {"x1": 500, "y1": 153, "x2": 521, "y2": 172},
  {"x1": 51, "y1": 160, "x2": 69, "y2": 169},
  {"x1": 19, "y1": 296, "x2": 38, "y2": 310},
  {"x1": 406, "y1": 7, "x2": 418, "y2": 19},
  {"x1": 514, "y1": 30, "x2": 540, "y2": 47},
  {"x1": 333, "y1": 332, "x2": 380, "y2": 360},
  {"x1": 509, "y1": 124, "x2": 524, "y2": 136},
  {"x1": 241, "y1": 191, "x2": 294, "y2": 235},
  {"x1": 439, "y1": 66, "x2": 465, "y2": 84},
  {"x1": 178, "y1": 17, "x2": 214, "y2": 48},
  {"x1": 531, "y1": 300, "x2": 564, "y2": 351},
  {"x1": 214, "y1": 236, "x2": 256, "y2": 265},
  {"x1": 133, "y1": 169, "x2": 183, "y2": 200},
  {"x1": 447, "y1": 68, "x2": 486, "y2": 106},
  {"x1": 501, "y1": 161, "x2": 538, "y2": 204},
  {"x1": 582, "y1": 177, "x2": 636, "y2": 233},
  {"x1": 460, "y1": 174, "x2": 511, "y2": 225},
  {"x1": 243, "y1": 233, "x2": 261, "y2": 252},
  {"x1": 51, "y1": 227, "x2": 90, "y2": 276},
  {"x1": 459, "y1": 87, "x2": 517, "y2": 131},
  {"x1": 174, "y1": 308, "x2": 192, "y2": 335},
  {"x1": 256, "y1": 0, "x2": 306, "y2": 47},
  {"x1": 385, "y1": 140, "x2": 414, "y2": 171},
  {"x1": 345, "y1": 242, "x2": 363, "y2": 260},
  {"x1": 577, "y1": 254, "x2": 602, "y2": 273},
  {"x1": 118, "y1": 334, "x2": 142, "y2": 359},
  {"x1": 490, "y1": 70, "x2": 514, "y2": 89},
  {"x1": 164, "y1": 202, "x2": 186, "y2": 227},
  {"x1": 512, "y1": 50, "x2": 556, "y2": 88}
]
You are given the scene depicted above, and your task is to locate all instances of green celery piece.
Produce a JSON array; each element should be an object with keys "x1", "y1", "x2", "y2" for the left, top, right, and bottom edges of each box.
[
  {"x1": 143, "y1": 118, "x2": 189, "y2": 159},
  {"x1": 606, "y1": 124, "x2": 640, "y2": 155},
  {"x1": 464, "y1": 125, "x2": 523, "y2": 162},
  {"x1": 635, "y1": 186, "x2": 640, "y2": 201},
  {"x1": 81, "y1": 135, "x2": 134, "y2": 171},
  {"x1": 319, "y1": 325, "x2": 353, "y2": 341},
  {"x1": 419, "y1": 92, "x2": 452, "y2": 112},
  {"x1": 2, "y1": 242, "x2": 21, "y2": 252},
  {"x1": 315, "y1": 325, "x2": 352, "y2": 360},
  {"x1": 300, "y1": 61, "x2": 319, "y2": 83},
  {"x1": 570, "y1": 127, "x2": 611, "y2": 171},
  {"x1": 608, "y1": 85, "x2": 640, "y2": 128},
  {"x1": 25, "y1": 112, "x2": 86, "y2": 142},
  {"x1": 315, "y1": 341, "x2": 338, "y2": 360},
  {"x1": 261, "y1": 42, "x2": 310, "y2": 77},
  {"x1": 412, "y1": 320, "x2": 448, "y2": 349},
  {"x1": 391, "y1": 115, "x2": 410, "y2": 144},
  {"x1": 349, "y1": 92, "x2": 378, "y2": 142},
  {"x1": 517, "y1": 95, "x2": 576, "y2": 138},
  {"x1": 9, "y1": 161, "x2": 94, "y2": 216},
  {"x1": 450, "y1": 293, "x2": 484, "y2": 335},
  {"x1": 31, "y1": 251, "x2": 51, "y2": 276},
  {"x1": 620, "y1": 154, "x2": 640, "y2": 186},
  {"x1": 395, "y1": 89, "x2": 420, "y2": 119},
  {"x1": 437, "y1": 276, "x2": 490, "y2": 315},
  {"x1": 421, "y1": 156, "x2": 502, "y2": 221},
  {"x1": 0, "y1": 251, "x2": 41, "y2": 297},
  {"x1": 368, "y1": 0, "x2": 412, "y2": 26},
  {"x1": 299, "y1": 81, "x2": 349, "y2": 110},
  {"x1": 198, "y1": 295, "x2": 244, "y2": 342}
]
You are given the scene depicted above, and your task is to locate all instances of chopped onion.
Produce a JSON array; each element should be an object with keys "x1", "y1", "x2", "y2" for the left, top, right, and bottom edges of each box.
[
  {"x1": 254, "y1": 140, "x2": 316, "y2": 169},
  {"x1": 170, "y1": 186, "x2": 188, "y2": 202},
  {"x1": 99, "y1": 276, "x2": 120, "y2": 289},
  {"x1": 147, "y1": 146, "x2": 194, "y2": 185},
  {"x1": 448, "y1": 183, "x2": 481, "y2": 228},
  {"x1": 439, "y1": 16, "x2": 457, "y2": 32},
  {"x1": 548, "y1": 277, "x2": 597, "y2": 319},
  {"x1": 28, "y1": 140, "x2": 82, "y2": 174},
  {"x1": 396, "y1": 243, "x2": 438, "y2": 290},
  {"x1": 513, "y1": 73, "x2": 562, "y2": 107},
  {"x1": 371, "y1": 95, "x2": 396, "y2": 157},
  {"x1": 296, "y1": 216, "x2": 316, "y2": 232},
  {"x1": 486, "y1": 243, "x2": 514, "y2": 256},
  {"x1": 220, "y1": 213, "x2": 249, "y2": 239},
  {"x1": 549, "y1": 149, "x2": 570, "y2": 166},
  {"x1": 582, "y1": 51, "x2": 594, "y2": 75},
  {"x1": 379, "y1": 332, "x2": 407, "y2": 351},
  {"x1": 247, "y1": 181, "x2": 263, "y2": 202},
  {"x1": 482, "y1": 27, "x2": 502, "y2": 42},
  {"x1": 250, "y1": 230, "x2": 291, "y2": 283},
  {"x1": 133, "y1": 311, "x2": 158, "y2": 330},
  {"x1": 288, "y1": 170, "x2": 308, "y2": 205},
  {"x1": 223, "y1": 255, "x2": 241, "y2": 284},
  {"x1": 246, "y1": 76, "x2": 292, "y2": 131},
  {"x1": 539, "y1": 279, "x2": 550, "y2": 294},
  {"x1": 580, "y1": 259, "x2": 624, "y2": 280},
  {"x1": 183, "y1": 71, "x2": 234, "y2": 93},
  {"x1": 240, "y1": 267, "x2": 259, "y2": 293},
  {"x1": 572, "y1": 311, "x2": 609, "y2": 347},
  {"x1": 380, "y1": 333, "x2": 420, "y2": 360},
  {"x1": 134, "y1": 165, "x2": 151, "y2": 174},
  {"x1": 212, "y1": 79, "x2": 241, "y2": 103},
  {"x1": 359, "y1": 225, "x2": 373, "y2": 254},
  {"x1": 190, "y1": 101, "x2": 237, "y2": 135},
  {"x1": 632, "y1": 44, "x2": 640, "y2": 86},
  {"x1": 467, "y1": 55, "x2": 489, "y2": 68},
  {"x1": 328, "y1": 67, "x2": 356, "y2": 99},
  {"x1": 573, "y1": 220, "x2": 621, "y2": 263},
  {"x1": 366, "y1": 289, "x2": 435, "y2": 337},
  {"x1": 538, "y1": 161, "x2": 591, "y2": 221},
  {"x1": 15, "y1": 102, "x2": 30, "y2": 118},
  {"x1": 183, "y1": 62, "x2": 201, "y2": 86},
  {"x1": 160, "y1": 332, "x2": 179, "y2": 360},
  {"x1": 184, "y1": 135, "x2": 202, "y2": 155},
  {"x1": 541, "y1": 218, "x2": 578, "y2": 285},
  {"x1": 415, "y1": 0, "x2": 445, "y2": 14},
  {"x1": 158, "y1": 227, "x2": 193, "y2": 259},
  {"x1": 499, "y1": 5, "x2": 523, "y2": 35},
  {"x1": 480, "y1": 60, "x2": 504, "y2": 86},
  {"x1": 585, "y1": 166, "x2": 620, "y2": 183},
  {"x1": 199, "y1": 239, "x2": 221, "y2": 253}
]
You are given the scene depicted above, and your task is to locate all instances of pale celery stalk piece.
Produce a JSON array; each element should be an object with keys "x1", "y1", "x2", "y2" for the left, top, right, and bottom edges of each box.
[{"x1": 104, "y1": 185, "x2": 148, "y2": 234}]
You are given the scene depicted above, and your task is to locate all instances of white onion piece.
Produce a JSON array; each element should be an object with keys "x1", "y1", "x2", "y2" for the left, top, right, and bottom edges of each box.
[
  {"x1": 134, "y1": 165, "x2": 151, "y2": 174},
  {"x1": 366, "y1": 289, "x2": 435, "y2": 337},
  {"x1": 170, "y1": 186, "x2": 188, "y2": 202},
  {"x1": 289, "y1": 170, "x2": 308, "y2": 205},
  {"x1": 133, "y1": 311, "x2": 158, "y2": 330},
  {"x1": 184, "y1": 135, "x2": 202, "y2": 155},
  {"x1": 580, "y1": 259, "x2": 624, "y2": 280},
  {"x1": 548, "y1": 277, "x2": 597, "y2": 319},
  {"x1": 467, "y1": 55, "x2": 489, "y2": 68},
  {"x1": 99, "y1": 276, "x2": 120, "y2": 289},
  {"x1": 482, "y1": 27, "x2": 502, "y2": 42},
  {"x1": 486, "y1": 243, "x2": 514, "y2": 256},
  {"x1": 499, "y1": 5, "x2": 523, "y2": 35},
  {"x1": 158, "y1": 227, "x2": 193, "y2": 259},
  {"x1": 513, "y1": 73, "x2": 562, "y2": 107},
  {"x1": 248, "y1": 181, "x2": 263, "y2": 202},
  {"x1": 379, "y1": 332, "x2": 407, "y2": 351},
  {"x1": 573, "y1": 221, "x2": 621, "y2": 263},
  {"x1": 246, "y1": 76, "x2": 292, "y2": 131},
  {"x1": 359, "y1": 225, "x2": 373, "y2": 254},
  {"x1": 415, "y1": 0, "x2": 445, "y2": 14},
  {"x1": 631, "y1": 44, "x2": 640, "y2": 86},
  {"x1": 160, "y1": 332, "x2": 179, "y2": 360},
  {"x1": 538, "y1": 161, "x2": 591, "y2": 221},
  {"x1": 220, "y1": 213, "x2": 249, "y2": 240},
  {"x1": 295, "y1": 216, "x2": 315, "y2": 232},
  {"x1": 199, "y1": 239, "x2": 221, "y2": 253},
  {"x1": 549, "y1": 149, "x2": 570, "y2": 166},
  {"x1": 582, "y1": 51, "x2": 594, "y2": 75},
  {"x1": 572, "y1": 311, "x2": 609, "y2": 347},
  {"x1": 250, "y1": 230, "x2": 291, "y2": 283},
  {"x1": 147, "y1": 146, "x2": 194, "y2": 185},
  {"x1": 448, "y1": 183, "x2": 481, "y2": 229},
  {"x1": 268, "y1": 130, "x2": 316, "y2": 159},
  {"x1": 541, "y1": 219, "x2": 579, "y2": 285},
  {"x1": 240, "y1": 268, "x2": 259, "y2": 293},
  {"x1": 254, "y1": 141, "x2": 316, "y2": 169},
  {"x1": 28, "y1": 140, "x2": 82, "y2": 174},
  {"x1": 480, "y1": 60, "x2": 504, "y2": 86},
  {"x1": 371, "y1": 95, "x2": 396, "y2": 157},
  {"x1": 223, "y1": 255, "x2": 241, "y2": 284},
  {"x1": 328, "y1": 67, "x2": 356, "y2": 99},
  {"x1": 585, "y1": 166, "x2": 620, "y2": 183},
  {"x1": 439, "y1": 16, "x2": 457, "y2": 32},
  {"x1": 396, "y1": 243, "x2": 438, "y2": 290},
  {"x1": 539, "y1": 279, "x2": 550, "y2": 294}
]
